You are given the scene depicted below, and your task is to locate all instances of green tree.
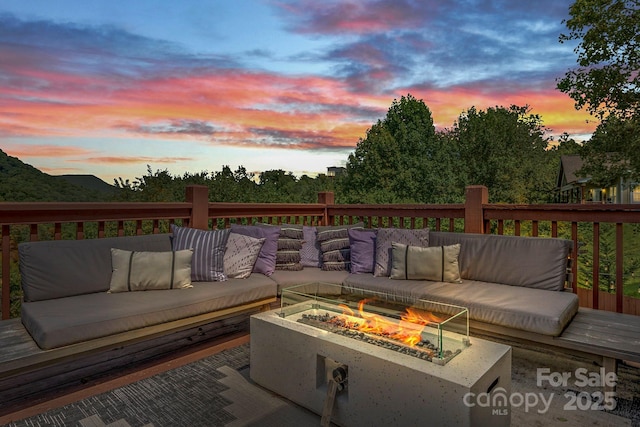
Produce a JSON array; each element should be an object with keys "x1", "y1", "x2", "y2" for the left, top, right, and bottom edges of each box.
[
  {"x1": 557, "y1": 0, "x2": 640, "y2": 120},
  {"x1": 578, "y1": 115, "x2": 640, "y2": 185},
  {"x1": 450, "y1": 105, "x2": 552, "y2": 203},
  {"x1": 341, "y1": 94, "x2": 459, "y2": 203},
  {"x1": 208, "y1": 166, "x2": 256, "y2": 202},
  {"x1": 257, "y1": 169, "x2": 299, "y2": 202}
]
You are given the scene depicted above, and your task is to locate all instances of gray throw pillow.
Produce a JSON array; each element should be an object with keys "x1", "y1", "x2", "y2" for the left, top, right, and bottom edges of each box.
[
  {"x1": 259, "y1": 223, "x2": 304, "y2": 271},
  {"x1": 300, "y1": 226, "x2": 321, "y2": 267},
  {"x1": 316, "y1": 222, "x2": 364, "y2": 271},
  {"x1": 390, "y1": 243, "x2": 461, "y2": 283},
  {"x1": 109, "y1": 248, "x2": 193, "y2": 292},
  {"x1": 374, "y1": 228, "x2": 430, "y2": 277},
  {"x1": 230, "y1": 224, "x2": 280, "y2": 276},
  {"x1": 224, "y1": 233, "x2": 265, "y2": 279}
]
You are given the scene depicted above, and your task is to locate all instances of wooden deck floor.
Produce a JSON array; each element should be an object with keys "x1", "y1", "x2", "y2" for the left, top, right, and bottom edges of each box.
[{"x1": 0, "y1": 332, "x2": 251, "y2": 424}]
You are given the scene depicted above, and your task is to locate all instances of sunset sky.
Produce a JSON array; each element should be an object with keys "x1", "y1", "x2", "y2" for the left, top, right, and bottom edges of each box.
[{"x1": 0, "y1": 0, "x2": 597, "y2": 184}]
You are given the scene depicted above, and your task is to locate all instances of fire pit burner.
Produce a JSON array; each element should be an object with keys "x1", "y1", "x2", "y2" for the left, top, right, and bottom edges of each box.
[{"x1": 298, "y1": 312, "x2": 462, "y2": 362}]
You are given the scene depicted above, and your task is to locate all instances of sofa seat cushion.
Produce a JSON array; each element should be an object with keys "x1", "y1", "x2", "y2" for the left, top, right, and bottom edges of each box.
[
  {"x1": 21, "y1": 275, "x2": 277, "y2": 350},
  {"x1": 269, "y1": 267, "x2": 349, "y2": 295},
  {"x1": 343, "y1": 274, "x2": 579, "y2": 336}
]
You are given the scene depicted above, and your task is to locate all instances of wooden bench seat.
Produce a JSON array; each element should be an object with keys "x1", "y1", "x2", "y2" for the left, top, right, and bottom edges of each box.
[{"x1": 470, "y1": 307, "x2": 640, "y2": 392}]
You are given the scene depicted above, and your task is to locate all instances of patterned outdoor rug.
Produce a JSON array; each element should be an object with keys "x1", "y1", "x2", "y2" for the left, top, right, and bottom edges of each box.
[
  {"x1": 3, "y1": 342, "x2": 639, "y2": 427},
  {"x1": 2, "y1": 343, "x2": 320, "y2": 427}
]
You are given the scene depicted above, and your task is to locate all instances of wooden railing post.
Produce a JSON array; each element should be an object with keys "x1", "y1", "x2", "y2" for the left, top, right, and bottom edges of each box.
[
  {"x1": 186, "y1": 185, "x2": 209, "y2": 230},
  {"x1": 464, "y1": 185, "x2": 488, "y2": 234},
  {"x1": 318, "y1": 191, "x2": 334, "y2": 226},
  {"x1": 1, "y1": 225, "x2": 10, "y2": 320}
]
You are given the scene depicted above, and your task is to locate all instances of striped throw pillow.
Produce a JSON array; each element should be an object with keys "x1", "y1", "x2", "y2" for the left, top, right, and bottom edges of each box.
[{"x1": 171, "y1": 225, "x2": 231, "y2": 282}]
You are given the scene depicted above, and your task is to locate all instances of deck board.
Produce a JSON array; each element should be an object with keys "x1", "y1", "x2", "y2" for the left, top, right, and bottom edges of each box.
[
  {"x1": 0, "y1": 318, "x2": 41, "y2": 364},
  {"x1": 554, "y1": 308, "x2": 640, "y2": 362}
]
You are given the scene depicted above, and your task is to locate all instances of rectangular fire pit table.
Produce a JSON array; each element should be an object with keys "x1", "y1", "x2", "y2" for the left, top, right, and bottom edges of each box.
[{"x1": 250, "y1": 283, "x2": 512, "y2": 426}]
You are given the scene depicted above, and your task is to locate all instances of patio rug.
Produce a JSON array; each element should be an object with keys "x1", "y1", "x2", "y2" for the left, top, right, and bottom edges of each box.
[
  {"x1": 3, "y1": 342, "x2": 640, "y2": 427},
  {"x1": 2, "y1": 343, "x2": 321, "y2": 427}
]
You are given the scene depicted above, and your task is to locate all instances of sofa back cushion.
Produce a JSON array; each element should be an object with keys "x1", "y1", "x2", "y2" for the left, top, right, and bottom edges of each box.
[
  {"x1": 19, "y1": 234, "x2": 172, "y2": 302},
  {"x1": 428, "y1": 232, "x2": 572, "y2": 291}
]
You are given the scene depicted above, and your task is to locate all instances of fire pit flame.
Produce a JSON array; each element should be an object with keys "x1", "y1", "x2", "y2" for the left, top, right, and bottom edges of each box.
[{"x1": 332, "y1": 299, "x2": 444, "y2": 348}]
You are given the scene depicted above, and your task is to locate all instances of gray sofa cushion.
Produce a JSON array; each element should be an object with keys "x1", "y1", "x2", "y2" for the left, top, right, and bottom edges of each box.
[
  {"x1": 429, "y1": 232, "x2": 572, "y2": 291},
  {"x1": 269, "y1": 267, "x2": 349, "y2": 295},
  {"x1": 19, "y1": 234, "x2": 172, "y2": 302},
  {"x1": 21, "y1": 274, "x2": 277, "y2": 350},
  {"x1": 343, "y1": 274, "x2": 579, "y2": 336}
]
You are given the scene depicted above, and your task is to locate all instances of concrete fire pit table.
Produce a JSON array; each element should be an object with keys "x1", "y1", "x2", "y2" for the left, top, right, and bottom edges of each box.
[{"x1": 250, "y1": 284, "x2": 512, "y2": 426}]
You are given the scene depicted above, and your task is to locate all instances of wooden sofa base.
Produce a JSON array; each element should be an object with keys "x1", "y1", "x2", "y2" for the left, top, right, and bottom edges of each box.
[
  {"x1": 469, "y1": 307, "x2": 640, "y2": 394},
  {"x1": 0, "y1": 297, "x2": 275, "y2": 413}
]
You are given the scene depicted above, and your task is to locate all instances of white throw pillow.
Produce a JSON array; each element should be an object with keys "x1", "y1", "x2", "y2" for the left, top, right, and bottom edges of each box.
[{"x1": 109, "y1": 248, "x2": 193, "y2": 292}]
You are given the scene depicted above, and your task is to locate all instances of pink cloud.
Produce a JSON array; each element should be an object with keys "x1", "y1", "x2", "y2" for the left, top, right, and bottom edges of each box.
[
  {"x1": 72, "y1": 156, "x2": 194, "y2": 165},
  {"x1": 276, "y1": 0, "x2": 437, "y2": 34},
  {"x1": 3, "y1": 144, "x2": 95, "y2": 158}
]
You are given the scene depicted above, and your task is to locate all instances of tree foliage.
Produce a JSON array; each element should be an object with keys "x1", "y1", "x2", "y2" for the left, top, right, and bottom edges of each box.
[
  {"x1": 340, "y1": 94, "x2": 462, "y2": 203},
  {"x1": 448, "y1": 105, "x2": 553, "y2": 203},
  {"x1": 557, "y1": 0, "x2": 640, "y2": 120},
  {"x1": 111, "y1": 165, "x2": 337, "y2": 203},
  {"x1": 578, "y1": 115, "x2": 640, "y2": 185}
]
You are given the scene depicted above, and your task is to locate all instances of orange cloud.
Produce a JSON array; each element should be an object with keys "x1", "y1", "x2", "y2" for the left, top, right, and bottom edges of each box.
[{"x1": 3, "y1": 144, "x2": 95, "y2": 158}]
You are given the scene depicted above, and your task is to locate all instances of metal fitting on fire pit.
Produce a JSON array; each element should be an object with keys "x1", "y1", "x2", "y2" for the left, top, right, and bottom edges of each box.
[
  {"x1": 332, "y1": 365, "x2": 348, "y2": 391},
  {"x1": 321, "y1": 364, "x2": 348, "y2": 426}
]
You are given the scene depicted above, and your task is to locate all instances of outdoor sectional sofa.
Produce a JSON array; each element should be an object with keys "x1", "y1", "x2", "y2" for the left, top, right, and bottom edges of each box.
[{"x1": 18, "y1": 224, "x2": 576, "y2": 352}]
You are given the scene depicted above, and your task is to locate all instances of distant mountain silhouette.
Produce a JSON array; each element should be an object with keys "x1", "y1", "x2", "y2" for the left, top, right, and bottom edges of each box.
[
  {"x1": 0, "y1": 149, "x2": 111, "y2": 201},
  {"x1": 54, "y1": 174, "x2": 115, "y2": 193}
]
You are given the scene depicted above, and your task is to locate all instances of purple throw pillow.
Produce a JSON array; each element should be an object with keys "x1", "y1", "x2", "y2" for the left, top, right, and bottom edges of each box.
[
  {"x1": 348, "y1": 228, "x2": 377, "y2": 274},
  {"x1": 230, "y1": 224, "x2": 280, "y2": 276}
]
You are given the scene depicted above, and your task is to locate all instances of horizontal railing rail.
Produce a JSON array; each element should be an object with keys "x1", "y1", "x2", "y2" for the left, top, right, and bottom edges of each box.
[
  {"x1": 1, "y1": 185, "x2": 640, "y2": 321},
  {"x1": 208, "y1": 203, "x2": 328, "y2": 227},
  {"x1": 327, "y1": 204, "x2": 466, "y2": 230}
]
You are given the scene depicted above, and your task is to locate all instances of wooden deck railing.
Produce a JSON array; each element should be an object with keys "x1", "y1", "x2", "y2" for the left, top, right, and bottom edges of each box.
[{"x1": 2, "y1": 185, "x2": 640, "y2": 320}]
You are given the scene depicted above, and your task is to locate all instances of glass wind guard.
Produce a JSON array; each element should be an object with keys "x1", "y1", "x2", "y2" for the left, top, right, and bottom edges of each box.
[{"x1": 280, "y1": 283, "x2": 470, "y2": 365}]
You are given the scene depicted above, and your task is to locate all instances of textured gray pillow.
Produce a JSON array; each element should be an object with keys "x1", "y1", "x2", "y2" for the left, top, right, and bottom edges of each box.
[
  {"x1": 316, "y1": 222, "x2": 364, "y2": 271},
  {"x1": 171, "y1": 225, "x2": 231, "y2": 282},
  {"x1": 258, "y1": 223, "x2": 304, "y2": 271},
  {"x1": 390, "y1": 243, "x2": 461, "y2": 283},
  {"x1": 300, "y1": 226, "x2": 321, "y2": 267},
  {"x1": 224, "y1": 233, "x2": 265, "y2": 279},
  {"x1": 109, "y1": 248, "x2": 193, "y2": 292},
  {"x1": 374, "y1": 228, "x2": 430, "y2": 277},
  {"x1": 230, "y1": 224, "x2": 280, "y2": 276}
]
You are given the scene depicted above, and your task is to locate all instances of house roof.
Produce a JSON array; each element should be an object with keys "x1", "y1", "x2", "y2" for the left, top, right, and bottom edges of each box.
[{"x1": 559, "y1": 154, "x2": 586, "y2": 185}]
